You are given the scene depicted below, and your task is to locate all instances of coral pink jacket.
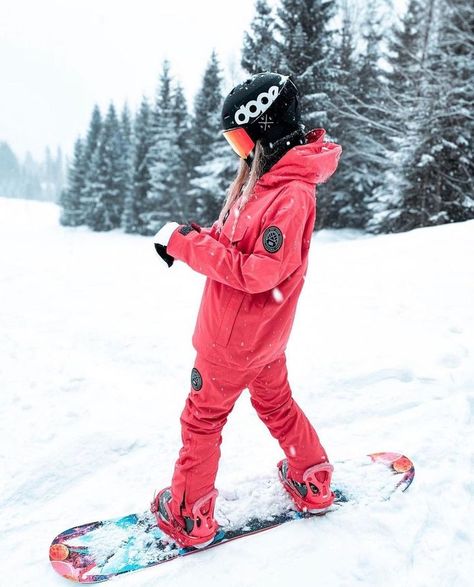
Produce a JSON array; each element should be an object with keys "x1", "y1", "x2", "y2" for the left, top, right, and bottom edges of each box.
[{"x1": 167, "y1": 128, "x2": 342, "y2": 368}]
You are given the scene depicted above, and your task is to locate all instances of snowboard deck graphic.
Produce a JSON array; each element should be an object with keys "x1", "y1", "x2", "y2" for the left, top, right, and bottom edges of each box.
[{"x1": 49, "y1": 452, "x2": 414, "y2": 583}]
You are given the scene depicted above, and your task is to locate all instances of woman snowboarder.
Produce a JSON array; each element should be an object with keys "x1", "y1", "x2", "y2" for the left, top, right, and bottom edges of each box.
[{"x1": 151, "y1": 72, "x2": 342, "y2": 548}]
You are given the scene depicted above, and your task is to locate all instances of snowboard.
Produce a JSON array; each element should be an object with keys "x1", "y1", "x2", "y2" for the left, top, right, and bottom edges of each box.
[{"x1": 49, "y1": 452, "x2": 414, "y2": 583}]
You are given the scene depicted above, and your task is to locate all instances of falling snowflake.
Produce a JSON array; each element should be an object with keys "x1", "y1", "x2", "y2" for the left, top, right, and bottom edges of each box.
[{"x1": 272, "y1": 288, "x2": 284, "y2": 303}]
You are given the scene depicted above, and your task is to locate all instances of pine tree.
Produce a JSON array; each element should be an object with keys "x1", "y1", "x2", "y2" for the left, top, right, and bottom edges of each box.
[
  {"x1": 60, "y1": 138, "x2": 86, "y2": 226},
  {"x1": 54, "y1": 147, "x2": 64, "y2": 200},
  {"x1": 188, "y1": 51, "x2": 231, "y2": 225},
  {"x1": 190, "y1": 51, "x2": 224, "y2": 170},
  {"x1": 145, "y1": 61, "x2": 185, "y2": 234},
  {"x1": 320, "y1": 2, "x2": 360, "y2": 228},
  {"x1": 42, "y1": 147, "x2": 55, "y2": 201},
  {"x1": 119, "y1": 103, "x2": 134, "y2": 230},
  {"x1": 86, "y1": 103, "x2": 127, "y2": 231},
  {"x1": 122, "y1": 97, "x2": 146, "y2": 234},
  {"x1": 20, "y1": 152, "x2": 42, "y2": 200},
  {"x1": 275, "y1": 0, "x2": 338, "y2": 129},
  {"x1": 397, "y1": 0, "x2": 474, "y2": 230},
  {"x1": 172, "y1": 83, "x2": 194, "y2": 223},
  {"x1": 350, "y1": 0, "x2": 387, "y2": 228},
  {"x1": 431, "y1": 0, "x2": 474, "y2": 223},
  {"x1": 365, "y1": 0, "x2": 473, "y2": 233},
  {"x1": 318, "y1": 1, "x2": 387, "y2": 229},
  {"x1": 385, "y1": 0, "x2": 425, "y2": 96},
  {"x1": 80, "y1": 105, "x2": 103, "y2": 224},
  {"x1": 364, "y1": 0, "x2": 424, "y2": 232},
  {"x1": 0, "y1": 142, "x2": 21, "y2": 197},
  {"x1": 124, "y1": 98, "x2": 152, "y2": 234},
  {"x1": 241, "y1": 0, "x2": 279, "y2": 74}
]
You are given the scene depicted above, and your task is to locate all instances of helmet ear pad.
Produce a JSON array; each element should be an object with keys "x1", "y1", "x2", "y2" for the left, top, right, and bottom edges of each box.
[{"x1": 260, "y1": 127, "x2": 307, "y2": 174}]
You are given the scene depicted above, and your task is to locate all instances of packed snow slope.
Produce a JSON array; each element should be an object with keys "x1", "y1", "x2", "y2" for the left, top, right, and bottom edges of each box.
[{"x1": 1, "y1": 197, "x2": 473, "y2": 587}]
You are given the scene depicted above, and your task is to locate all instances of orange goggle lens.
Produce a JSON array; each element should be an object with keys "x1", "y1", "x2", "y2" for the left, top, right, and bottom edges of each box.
[{"x1": 223, "y1": 128, "x2": 255, "y2": 159}]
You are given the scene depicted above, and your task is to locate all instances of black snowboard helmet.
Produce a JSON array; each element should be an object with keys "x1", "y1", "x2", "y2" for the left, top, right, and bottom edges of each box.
[{"x1": 221, "y1": 72, "x2": 302, "y2": 165}]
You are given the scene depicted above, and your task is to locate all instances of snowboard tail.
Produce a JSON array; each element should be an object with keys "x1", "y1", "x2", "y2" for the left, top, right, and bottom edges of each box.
[{"x1": 49, "y1": 452, "x2": 414, "y2": 583}]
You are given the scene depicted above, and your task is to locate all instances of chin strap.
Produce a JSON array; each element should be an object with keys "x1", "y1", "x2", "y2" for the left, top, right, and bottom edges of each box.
[{"x1": 244, "y1": 148, "x2": 255, "y2": 168}]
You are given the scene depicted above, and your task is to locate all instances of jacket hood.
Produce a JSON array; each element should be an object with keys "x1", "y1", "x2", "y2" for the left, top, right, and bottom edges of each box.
[{"x1": 254, "y1": 128, "x2": 342, "y2": 191}]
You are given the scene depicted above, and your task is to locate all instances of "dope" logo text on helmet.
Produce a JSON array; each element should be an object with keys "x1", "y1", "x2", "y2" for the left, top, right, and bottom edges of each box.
[{"x1": 234, "y1": 86, "x2": 280, "y2": 126}]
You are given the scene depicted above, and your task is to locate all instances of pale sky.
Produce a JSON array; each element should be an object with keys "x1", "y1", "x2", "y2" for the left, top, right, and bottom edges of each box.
[{"x1": 0, "y1": 0, "x2": 265, "y2": 161}]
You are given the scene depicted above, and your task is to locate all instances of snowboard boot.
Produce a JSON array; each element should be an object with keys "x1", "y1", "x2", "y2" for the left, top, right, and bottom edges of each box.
[
  {"x1": 278, "y1": 459, "x2": 335, "y2": 513},
  {"x1": 151, "y1": 487, "x2": 219, "y2": 549}
]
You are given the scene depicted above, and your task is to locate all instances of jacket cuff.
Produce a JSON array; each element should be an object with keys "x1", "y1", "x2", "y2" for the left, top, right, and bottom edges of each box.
[{"x1": 167, "y1": 224, "x2": 199, "y2": 259}]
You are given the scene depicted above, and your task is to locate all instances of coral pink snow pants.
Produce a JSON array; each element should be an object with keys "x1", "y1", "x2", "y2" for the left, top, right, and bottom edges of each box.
[{"x1": 170, "y1": 353, "x2": 329, "y2": 517}]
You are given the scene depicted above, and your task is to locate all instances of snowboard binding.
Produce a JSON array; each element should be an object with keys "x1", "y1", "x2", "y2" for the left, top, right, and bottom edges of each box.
[
  {"x1": 151, "y1": 487, "x2": 219, "y2": 549},
  {"x1": 278, "y1": 459, "x2": 335, "y2": 513}
]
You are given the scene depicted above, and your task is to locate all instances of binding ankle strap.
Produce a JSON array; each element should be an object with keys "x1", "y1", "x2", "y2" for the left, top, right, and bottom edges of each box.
[
  {"x1": 191, "y1": 489, "x2": 218, "y2": 532},
  {"x1": 303, "y1": 463, "x2": 334, "y2": 499}
]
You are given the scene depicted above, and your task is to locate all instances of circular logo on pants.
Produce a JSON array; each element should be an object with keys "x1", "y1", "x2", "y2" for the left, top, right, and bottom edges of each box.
[
  {"x1": 191, "y1": 367, "x2": 203, "y2": 391},
  {"x1": 263, "y1": 226, "x2": 283, "y2": 253}
]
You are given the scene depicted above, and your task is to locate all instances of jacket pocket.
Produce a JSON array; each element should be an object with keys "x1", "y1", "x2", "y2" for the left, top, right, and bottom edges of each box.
[
  {"x1": 215, "y1": 288, "x2": 246, "y2": 347},
  {"x1": 220, "y1": 219, "x2": 248, "y2": 248}
]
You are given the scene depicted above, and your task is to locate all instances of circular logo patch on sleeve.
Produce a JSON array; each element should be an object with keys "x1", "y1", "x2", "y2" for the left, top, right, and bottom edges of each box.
[
  {"x1": 263, "y1": 226, "x2": 283, "y2": 253},
  {"x1": 191, "y1": 367, "x2": 203, "y2": 391}
]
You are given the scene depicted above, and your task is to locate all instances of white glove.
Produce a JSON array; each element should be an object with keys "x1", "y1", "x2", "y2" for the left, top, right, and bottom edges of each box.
[{"x1": 154, "y1": 222, "x2": 180, "y2": 246}]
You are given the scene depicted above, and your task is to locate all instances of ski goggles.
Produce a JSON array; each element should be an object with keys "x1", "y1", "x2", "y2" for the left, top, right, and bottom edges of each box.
[{"x1": 222, "y1": 127, "x2": 255, "y2": 159}]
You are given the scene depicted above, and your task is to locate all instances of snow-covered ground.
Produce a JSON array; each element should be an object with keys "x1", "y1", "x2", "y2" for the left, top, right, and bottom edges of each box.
[{"x1": 1, "y1": 197, "x2": 473, "y2": 586}]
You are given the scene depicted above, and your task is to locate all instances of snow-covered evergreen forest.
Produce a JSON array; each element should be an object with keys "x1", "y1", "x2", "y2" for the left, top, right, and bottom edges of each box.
[
  {"x1": 59, "y1": 0, "x2": 473, "y2": 234},
  {"x1": 0, "y1": 142, "x2": 64, "y2": 202}
]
